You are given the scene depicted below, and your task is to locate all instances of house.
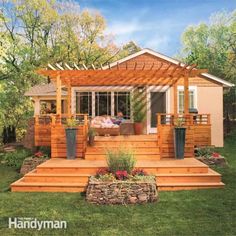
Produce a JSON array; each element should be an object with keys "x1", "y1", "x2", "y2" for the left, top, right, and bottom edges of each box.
[
  {"x1": 11, "y1": 48, "x2": 234, "y2": 192},
  {"x1": 26, "y1": 48, "x2": 234, "y2": 147}
]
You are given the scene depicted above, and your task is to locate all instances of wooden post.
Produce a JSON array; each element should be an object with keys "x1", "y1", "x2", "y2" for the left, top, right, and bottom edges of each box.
[
  {"x1": 56, "y1": 72, "x2": 62, "y2": 115},
  {"x1": 173, "y1": 82, "x2": 178, "y2": 115},
  {"x1": 67, "y1": 82, "x2": 72, "y2": 117},
  {"x1": 184, "y1": 73, "x2": 189, "y2": 114}
]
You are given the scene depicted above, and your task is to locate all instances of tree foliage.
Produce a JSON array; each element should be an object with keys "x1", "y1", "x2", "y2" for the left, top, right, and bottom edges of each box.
[
  {"x1": 180, "y1": 10, "x2": 236, "y2": 119},
  {"x1": 0, "y1": 0, "x2": 141, "y2": 137}
]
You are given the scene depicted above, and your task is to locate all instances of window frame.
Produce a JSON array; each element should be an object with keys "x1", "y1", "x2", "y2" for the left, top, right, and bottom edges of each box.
[{"x1": 177, "y1": 86, "x2": 197, "y2": 113}]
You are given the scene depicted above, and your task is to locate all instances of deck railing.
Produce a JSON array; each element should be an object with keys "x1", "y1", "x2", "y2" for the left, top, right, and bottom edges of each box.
[
  {"x1": 34, "y1": 114, "x2": 89, "y2": 158},
  {"x1": 157, "y1": 113, "x2": 211, "y2": 126},
  {"x1": 157, "y1": 113, "x2": 211, "y2": 158}
]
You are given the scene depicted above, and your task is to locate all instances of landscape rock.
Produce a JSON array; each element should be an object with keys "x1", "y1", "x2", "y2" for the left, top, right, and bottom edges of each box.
[
  {"x1": 86, "y1": 178, "x2": 158, "y2": 205},
  {"x1": 20, "y1": 157, "x2": 48, "y2": 175}
]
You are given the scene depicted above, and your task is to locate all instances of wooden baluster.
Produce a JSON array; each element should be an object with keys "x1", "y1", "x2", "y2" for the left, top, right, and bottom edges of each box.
[
  {"x1": 207, "y1": 114, "x2": 211, "y2": 125},
  {"x1": 35, "y1": 115, "x2": 39, "y2": 125},
  {"x1": 51, "y1": 115, "x2": 56, "y2": 125}
]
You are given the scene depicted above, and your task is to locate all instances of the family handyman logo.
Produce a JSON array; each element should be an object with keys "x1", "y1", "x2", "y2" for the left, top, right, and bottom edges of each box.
[{"x1": 8, "y1": 217, "x2": 67, "y2": 230}]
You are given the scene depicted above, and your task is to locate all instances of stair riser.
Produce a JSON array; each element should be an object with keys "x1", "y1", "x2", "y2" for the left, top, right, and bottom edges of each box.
[
  {"x1": 36, "y1": 168, "x2": 100, "y2": 175},
  {"x1": 93, "y1": 142, "x2": 158, "y2": 148},
  {"x1": 85, "y1": 156, "x2": 161, "y2": 161},
  {"x1": 36, "y1": 166, "x2": 208, "y2": 175},
  {"x1": 86, "y1": 150, "x2": 160, "y2": 155},
  {"x1": 157, "y1": 176, "x2": 221, "y2": 183},
  {"x1": 158, "y1": 186, "x2": 224, "y2": 191},
  {"x1": 24, "y1": 176, "x2": 89, "y2": 183}
]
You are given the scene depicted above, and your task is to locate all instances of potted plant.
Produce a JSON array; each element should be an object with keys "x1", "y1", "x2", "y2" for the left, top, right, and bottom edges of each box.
[
  {"x1": 88, "y1": 127, "x2": 97, "y2": 146},
  {"x1": 173, "y1": 117, "x2": 186, "y2": 159},
  {"x1": 65, "y1": 118, "x2": 77, "y2": 159},
  {"x1": 131, "y1": 90, "x2": 146, "y2": 135}
]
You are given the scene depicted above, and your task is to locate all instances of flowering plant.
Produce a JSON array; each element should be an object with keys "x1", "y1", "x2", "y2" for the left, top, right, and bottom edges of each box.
[
  {"x1": 212, "y1": 152, "x2": 220, "y2": 158},
  {"x1": 132, "y1": 168, "x2": 147, "y2": 176},
  {"x1": 34, "y1": 151, "x2": 44, "y2": 158},
  {"x1": 95, "y1": 168, "x2": 110, "y2": 177},
  {"x1": 115, "y1": 170, "x2": 128, "y2": 180}
]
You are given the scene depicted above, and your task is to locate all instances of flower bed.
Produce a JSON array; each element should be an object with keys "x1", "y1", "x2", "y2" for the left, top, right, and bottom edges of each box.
[
  {"x1": 86, "y1": 176, "x2": 158, "y2": 205},
  {"x1": 195, "y1": 147, "x2": 227, "y2": 167},
  {"x1": 86, "y1": 147, "x2": 158, "y2": 205}
]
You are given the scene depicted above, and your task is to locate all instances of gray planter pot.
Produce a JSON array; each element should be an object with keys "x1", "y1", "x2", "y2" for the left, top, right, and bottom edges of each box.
[
  {"x1": 65, "y1": 128, "x2": 77, "y2": 159},
  {"x1": 173, "y1": 127, "x2": 186, "y2": 159}
]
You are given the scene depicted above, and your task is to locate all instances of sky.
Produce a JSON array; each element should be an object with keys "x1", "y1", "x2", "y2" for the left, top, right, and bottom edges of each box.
[{"x1": 78, "y1": 0, "x2": 236, "y2": 56}]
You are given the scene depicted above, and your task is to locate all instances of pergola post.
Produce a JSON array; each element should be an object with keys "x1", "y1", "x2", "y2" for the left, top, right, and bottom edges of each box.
[
  {"x1": 67, "y1": 81, "x2": 72, "y2": 117},
  {"x1": 173, "y1": 82, "x2": 178, "y2": 115},
  {"x1": 56, "y1": 72, "x2": 62, "y2": 115},
  {"x1": 184, "y1": 73, "x2": 189, "y2": 114}
]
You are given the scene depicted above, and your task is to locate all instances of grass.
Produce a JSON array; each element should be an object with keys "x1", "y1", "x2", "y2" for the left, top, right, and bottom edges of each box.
[{"x1": 0, "y1": 133, "x2": 236, "y2": 236}]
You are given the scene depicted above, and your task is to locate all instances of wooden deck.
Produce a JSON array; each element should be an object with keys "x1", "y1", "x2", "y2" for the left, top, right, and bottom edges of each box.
[
  {"x1": 11, "y1": 157, "x2": 224, "y2": 192},
  {"x1": 11, "y1": 133, "x2": 223, "y2": 192}
]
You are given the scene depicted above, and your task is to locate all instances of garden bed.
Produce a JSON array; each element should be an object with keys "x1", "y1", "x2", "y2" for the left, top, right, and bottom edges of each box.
[{"x1": 86, "y1": 177, "x2": 158, "y2": 205}]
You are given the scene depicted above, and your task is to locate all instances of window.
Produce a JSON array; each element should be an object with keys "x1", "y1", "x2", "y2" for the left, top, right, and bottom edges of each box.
[
  {"x1": 178, "y1": 88, "x2": 196, "y2": 113},
  {"x1": 95, "y1": 92, "x2": 111, "y2": 116},
  {"x1": 76, "y1": 92, "x2": 92, "y2": 116},
  {"x1": 114, "y1": 92, "x2": 131, "y2": 119}
]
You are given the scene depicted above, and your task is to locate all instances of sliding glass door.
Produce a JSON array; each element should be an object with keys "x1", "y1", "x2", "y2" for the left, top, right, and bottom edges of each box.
[
  {"x1": 95, "y1": 92, "x2": 111, "y2": 116},
  {"x1": 76, "y1": 90, "x2": 130, "y2": 118},
  {"x1": 114, "y1": 92, "x2": 130, "y2": 119}
]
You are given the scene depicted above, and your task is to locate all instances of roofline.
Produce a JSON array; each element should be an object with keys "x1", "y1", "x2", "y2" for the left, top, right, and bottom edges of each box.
[{"x1": 105, "y1": 48, "x2": 234, "y2": 88}]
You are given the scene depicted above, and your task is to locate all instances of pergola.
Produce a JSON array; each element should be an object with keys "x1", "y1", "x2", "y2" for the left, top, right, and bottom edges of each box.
[{"x1": 37, "y1": 62, "x2": 207, "y2": 117}]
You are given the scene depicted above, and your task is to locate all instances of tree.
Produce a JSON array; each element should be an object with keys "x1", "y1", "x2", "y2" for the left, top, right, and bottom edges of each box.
[
  {"x1": 180, "y1": 10, "x2": 236, "y2": 125},
  {"x1": 115, "y1": 41, "x2": 141, "y2": 60},
  {"x1": 0, "y1": 0, "x2": 122, "y2": 140}
]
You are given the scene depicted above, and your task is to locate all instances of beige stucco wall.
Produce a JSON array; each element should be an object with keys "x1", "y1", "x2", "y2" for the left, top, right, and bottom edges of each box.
[
  {"x1": 197, "y1": 86, "x2": 223, "y2": 147},
  {"x1": 169, "y1": 86, "x2": 224, "y2": 147}
]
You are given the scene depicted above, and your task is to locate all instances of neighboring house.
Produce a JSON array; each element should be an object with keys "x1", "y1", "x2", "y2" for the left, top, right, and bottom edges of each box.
[{"x1": 25, "y1": 48, "x2": 234, "y2": 147}]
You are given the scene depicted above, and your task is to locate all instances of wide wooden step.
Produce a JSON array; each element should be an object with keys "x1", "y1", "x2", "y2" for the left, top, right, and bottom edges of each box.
[
  {"x1": 93, "y1": 141, "x2": 158, "y2": 148},
  {"x1": 11, "y1": 178, "x2": 87, "y2": 192},
  {"x1": 24, "y1": 171, "x2": 90, "y2": 183},
  {"x1": 85, "y1": 154, "x2": 161, "y2": 161},
  {"x1": 95, "y1": 135, "x2": 157, "y2": 141},
  {"x1": 85, "y1": 147, "x2": 160, "y2": 155},
  {"x1": 157, "y1": 182, "x2": 225, "y2": 191},
  {"x1": 156, "y1": 169, "x2": 221, "y2": 183}
]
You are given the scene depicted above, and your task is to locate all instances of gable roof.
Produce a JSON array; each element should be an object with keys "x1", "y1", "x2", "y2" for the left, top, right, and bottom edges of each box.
[
  {"x1": 105, "y1": 48, "x2": 234, "y2": 88},
  {"x1": 25, "y1": 83, "x2": 67, "y2": 97}
]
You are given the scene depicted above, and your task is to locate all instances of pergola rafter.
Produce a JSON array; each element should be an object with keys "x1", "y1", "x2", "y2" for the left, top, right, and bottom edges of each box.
[{"x1": 37, "y1": 62, "x2": 208, "y2": 116}]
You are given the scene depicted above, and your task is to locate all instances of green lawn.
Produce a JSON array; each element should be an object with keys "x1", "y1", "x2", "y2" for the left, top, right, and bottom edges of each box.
[{"x1": 0, "y1": 133, "x2": 236, "y2": 236}]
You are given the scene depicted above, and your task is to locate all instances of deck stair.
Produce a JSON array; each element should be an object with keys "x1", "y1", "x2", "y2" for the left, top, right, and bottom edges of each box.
[
  {"x1": 11, "y1": 158, "x2": 224, "y2": 192},
  {"x1": 85, "y1": 135, "x2": 161, "y2": 161},
  {"x1": 11, "y1": 135, "x2": 224, "y2": 192}
]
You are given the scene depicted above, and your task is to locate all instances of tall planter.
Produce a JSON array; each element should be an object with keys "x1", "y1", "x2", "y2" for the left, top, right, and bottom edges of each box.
[
  {"x1": 134, "y1": 122, "x2": 143, "y2": 135},
  {"x1": 65, "y1": 128, "x2": 77, "y2": 159},
  {"x1": 173, "y1": 127, "x2": 186, "y2": 159}
]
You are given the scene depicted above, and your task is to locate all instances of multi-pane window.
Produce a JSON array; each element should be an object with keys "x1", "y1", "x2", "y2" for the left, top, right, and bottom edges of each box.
[
  {"x1": 76, "y1": 92, "x2": 92, "y2": 116},
  {"x1": 95, "y1": 92, "x2": 111, "y2": 116},
  {"x1": 114, "y1": 92, "x2": 131, "y2": 119},
  {"x1": 178, "y1": 90, "x2": 195, "y2": 113}
]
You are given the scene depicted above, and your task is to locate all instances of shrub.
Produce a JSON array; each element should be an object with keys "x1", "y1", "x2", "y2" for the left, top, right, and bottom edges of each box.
[
  {"x1": 2, "y1": 148, "x2": 32, "y2": 169},
  {"x1": 195, "y1": 146, "x2": 214, "y2": 158},
  {"x1": 38, "y1": 146, "x2": 51, "y2": 157},
  {"x1": 106, "y1": 146, "x2": 136, "y2": 174}
]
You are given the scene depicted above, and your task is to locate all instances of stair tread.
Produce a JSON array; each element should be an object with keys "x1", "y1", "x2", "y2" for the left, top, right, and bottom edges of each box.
[
  {"x1": 11, "y1": 180, "x2": 87, "y2": 187},
  {"x1": 156, "y1": 169, "x2": 221, "y2": 177}
]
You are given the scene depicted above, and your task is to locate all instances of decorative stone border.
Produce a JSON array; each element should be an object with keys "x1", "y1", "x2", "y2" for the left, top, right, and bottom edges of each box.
[{"x1": 86, "y1": 177, "x2": 158, "y2": 205}]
